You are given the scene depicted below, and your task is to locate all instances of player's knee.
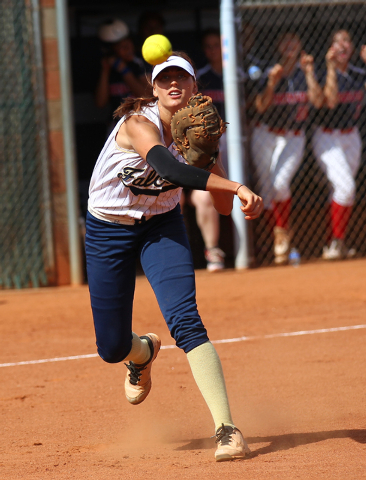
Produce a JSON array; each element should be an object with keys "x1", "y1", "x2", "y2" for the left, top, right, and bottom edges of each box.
[
  {"x1": 97, "y1": 341, "x2": 131, "y2": 364},
  {"x1": 273, "y1": 187, "x2": 291, "y2": 203},
  {"x1": 335, "y1": 181, "x2": 356, "y2": 206},
  {"x1": 171, "y1": 322, "x2": 209, "y2": 354}
]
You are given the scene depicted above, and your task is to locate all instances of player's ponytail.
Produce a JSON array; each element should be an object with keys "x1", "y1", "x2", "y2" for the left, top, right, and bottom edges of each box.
[{"x1": 113, "y1": 96, "x2": 157, "y2": 118}]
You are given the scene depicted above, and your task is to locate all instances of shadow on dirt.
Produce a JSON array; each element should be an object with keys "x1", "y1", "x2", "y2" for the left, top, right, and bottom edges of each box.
[{"x1": 176, "y1": 429, "x2": 366, "y2": 456}]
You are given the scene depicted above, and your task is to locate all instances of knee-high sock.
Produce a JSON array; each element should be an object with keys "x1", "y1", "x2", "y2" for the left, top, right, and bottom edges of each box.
[
  {"x1": 272, "y1": 198, "x2": 291, "y2": 230},
  {"x1": 123, "y1": 332, "x2": 150, "y2": 365},
  {"x1": 187, "y1": 341, "x2": 234, "y2": 431},
  {"x1": 331, "y1": 200, "x2": 352, "y2": 240}
]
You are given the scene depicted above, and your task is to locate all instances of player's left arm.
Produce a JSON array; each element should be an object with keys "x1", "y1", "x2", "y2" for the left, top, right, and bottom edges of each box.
[
  {"x1": 300, "y1": 51, "x2": 324, "y2": 108},
  {"x1": 323, "y1": 47, "x2": 339, "y2": 108},
  {"x1": 207, "y1": 156, "x2": 234, "y2": 216}
]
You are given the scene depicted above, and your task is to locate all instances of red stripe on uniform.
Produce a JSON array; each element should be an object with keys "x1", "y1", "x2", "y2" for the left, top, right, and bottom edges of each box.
[
  {"x1": 201, "y1": 90, "x2": 225, "y2": 102},
  {"x1": 272, "y1": 91, "x2": 308, "y2": 105},
  {"x1": 337, "y1": 90, "x2": 364, "y2": 103}
]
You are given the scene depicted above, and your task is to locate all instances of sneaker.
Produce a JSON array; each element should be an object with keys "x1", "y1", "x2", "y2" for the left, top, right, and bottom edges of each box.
[
  {"x1": 214, "y1": 424, "x2": 251, "y2": 462},
  {"x1": 205, "y1": 247, "x2": 225, "y2": 272},
  {"x1": 273, "y1": 226, "x2": 290, "y2": 265},
  {"x1": 124, "y1": 333, "x2": 161, "y2": 405},
  {"x1": 322, "y1": 238, "x2": 356, "y2": 261}
]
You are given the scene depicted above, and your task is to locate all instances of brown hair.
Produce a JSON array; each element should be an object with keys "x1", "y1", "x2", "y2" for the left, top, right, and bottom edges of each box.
[{"x1": 113, "y1": 51, "x2": 196, "y2": 119}]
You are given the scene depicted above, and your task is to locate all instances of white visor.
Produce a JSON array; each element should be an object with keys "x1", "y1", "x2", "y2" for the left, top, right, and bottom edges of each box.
[{"x1": 152, "y1": 56, "x2": 195, "y2": 82}]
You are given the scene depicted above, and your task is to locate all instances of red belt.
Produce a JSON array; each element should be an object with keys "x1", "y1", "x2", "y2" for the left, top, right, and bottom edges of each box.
[
  {"x1": 322, "y1": 127, "x2": 354, "y2": 134},
  {"x1": 268, "y1": 127, "x2": 302, "y2": 136}
]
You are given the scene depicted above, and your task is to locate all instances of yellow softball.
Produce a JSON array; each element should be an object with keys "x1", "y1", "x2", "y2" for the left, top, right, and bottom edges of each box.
[{"x1": 142, "y1": 34, "x2": 172, "y2": 66}]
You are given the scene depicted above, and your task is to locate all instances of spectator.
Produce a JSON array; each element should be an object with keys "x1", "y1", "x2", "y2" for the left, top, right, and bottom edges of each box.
[
  {"x1": 95, "y1": 19, "x2": 150, "y2": 133},
  {"x1": 240, "y1": 22, "x2": 267, "y2": 124},
  {"x1": 312, "y1": 29, "x2": 366, "y2": 260},
  {"x1": 252, "y1": 32, "x2": 323, "y2": 265},
  {"x1": 241, "y1": 22, "x2": 267, "y2": 75},
  {"x1": 136, "y1": 11, "x2": 166, "y2": 74},
  {"x1": 137, "y1": 11, "x2": 165, "y2": 45},
  {"x1": 181, "y1": 28, "x2": 227, "y2": 272}
]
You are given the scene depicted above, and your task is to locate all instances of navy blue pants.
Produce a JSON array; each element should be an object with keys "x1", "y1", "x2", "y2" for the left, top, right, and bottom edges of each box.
[{"x1": 85, "y1": 205, "x2": 209, "y2": 363}]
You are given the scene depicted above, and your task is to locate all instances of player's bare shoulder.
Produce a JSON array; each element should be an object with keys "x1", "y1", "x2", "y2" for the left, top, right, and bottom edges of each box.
[{"x1": 116, "y1": 114, "x2": 160, "y2": 152}]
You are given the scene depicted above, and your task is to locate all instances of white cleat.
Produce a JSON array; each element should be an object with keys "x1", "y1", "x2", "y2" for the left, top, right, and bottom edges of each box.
[
  {"x1": 274, "y1": 226, "x2": 290, "y2": 265},
  {"x1": 322, "y1": 238, "x2": 356, "y2": 261},
  {"x1": 205, "y1": 247, "x2": 225, "y2": 272},
  {"x1": 124, "y1": 333, "x2": 161, "y2": 405},
  {"x1": 214, "y1": 424, "x2": 251, "y2": 462}
]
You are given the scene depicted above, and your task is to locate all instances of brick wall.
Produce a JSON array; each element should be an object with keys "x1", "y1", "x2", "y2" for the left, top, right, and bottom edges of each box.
[{"x1": 41, "y1": 0, "x2": 71, "y2": 285}]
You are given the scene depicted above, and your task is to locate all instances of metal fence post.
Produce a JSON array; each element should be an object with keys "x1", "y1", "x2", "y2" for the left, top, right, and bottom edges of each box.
[
  {"x1": 220, "y1": 0, "x2": 250, "y2": 269},
  {"x1": 55, "y1": 0, "x2": 83, "y2": 285}
]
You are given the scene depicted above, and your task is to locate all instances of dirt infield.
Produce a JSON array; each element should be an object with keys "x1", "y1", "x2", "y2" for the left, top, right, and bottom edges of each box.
[{"x1": 1, "y1": 259, "x2": 366, "y2": 479}]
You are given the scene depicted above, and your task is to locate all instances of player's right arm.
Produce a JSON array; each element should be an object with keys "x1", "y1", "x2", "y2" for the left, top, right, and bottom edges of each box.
[
  {"x1": 117, "y1": 115, "x2": 263, "y2": 219},
  {"x1": 118, "y1": 114, "x2": 165, "y2": 158},
  {"x1": 323, "y1": 47, "x2": 339, "y2": 109},
  {"x1": 255, "y1": 64, "x2": 283, "y2": 113},
  {"x1": 300, "y1": 51, "x2": 324, "y2": 108}
]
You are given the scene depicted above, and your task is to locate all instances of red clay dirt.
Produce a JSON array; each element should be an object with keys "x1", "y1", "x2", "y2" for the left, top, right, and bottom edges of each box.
[{"x1": 1, "y1": 259, "x2": 366, "y2": 479}]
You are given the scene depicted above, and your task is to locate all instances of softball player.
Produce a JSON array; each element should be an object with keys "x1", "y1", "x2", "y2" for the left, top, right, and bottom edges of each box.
[
  {"x1": 86, "y1": 52, "x2": 263, "y2": 461},
  {"x1": 252, "y1": 32, "x2": 323, "y2": 264},
  {"x1": 312, "y1": 30, "x2": 366, "y2": 260},
  {"x1": 182, "y1": 28, "x2": 227, "y2": 272}
]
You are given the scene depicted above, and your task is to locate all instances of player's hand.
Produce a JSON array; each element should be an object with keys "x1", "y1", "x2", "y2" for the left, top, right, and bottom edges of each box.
[
  {"x1": 326, "y1": 47, "x2": 337, "y2": 68},
  {"x1": 268, "y1": 64, "x2": 283, "y2": 87},
  {"x1": 300, "y1": 51, "x2": 314, "y2": 74},
  {"x1": 360, "y1": 45, "x2": 366, "y2": 64},
  {"x1": 237, "y1": 185, "x2": 263, "y2": 220}
]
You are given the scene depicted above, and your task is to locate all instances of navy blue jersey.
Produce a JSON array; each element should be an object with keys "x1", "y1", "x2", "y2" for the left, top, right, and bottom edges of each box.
[
  {"x1": 318, "y1": 64, "x2": 366, "y2": 129},
  {"x1": 109, "y1": 57, "x2": 145, "y2": 112},
  {"x1": 258, "y1": 64, "x2": 310, "y2": 130},
  {"x1": 197, "y1": 64, "x2": 225, "y2": 122}
]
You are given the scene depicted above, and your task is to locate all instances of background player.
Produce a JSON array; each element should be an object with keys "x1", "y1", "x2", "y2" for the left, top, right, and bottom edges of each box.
[
  {"x1": 181, "y1": 28, "x2": 227, "y2": 272},
  {"x1": 85, "y1": 52, "x2": 263, "y2": 461},
  {"x1": 312, "y1": 29, "x2": 366, "y2": 260},
  {"x1": 252, "y1": 32, "x2": 323, "y2": 264}
]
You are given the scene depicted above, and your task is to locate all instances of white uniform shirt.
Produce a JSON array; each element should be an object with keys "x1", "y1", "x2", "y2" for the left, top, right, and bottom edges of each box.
[{"x1": 88, "y1": 102, "x2": 184, "y2": 222}]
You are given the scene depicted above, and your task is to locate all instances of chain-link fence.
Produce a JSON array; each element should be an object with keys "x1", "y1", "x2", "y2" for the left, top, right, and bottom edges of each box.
[
  {"x1": 0, "y1": 0, "x2": 54, "y2": 288},
  {"x1": 236, "y1": 0, "x2": 366, "y2": 266}
]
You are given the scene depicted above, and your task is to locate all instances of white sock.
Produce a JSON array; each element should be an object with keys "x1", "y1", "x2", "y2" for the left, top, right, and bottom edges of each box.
[
  {"x1": 187, "y1": 341, "x2": 234, "y2": 431},
  {"x1": 123, "y1": 332, "x2": 150, "y2": 365}
]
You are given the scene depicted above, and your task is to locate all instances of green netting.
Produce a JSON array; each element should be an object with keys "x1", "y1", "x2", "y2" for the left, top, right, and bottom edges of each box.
[{"x1": 0, "y1": 0, "x2": 53, "y2": 288}]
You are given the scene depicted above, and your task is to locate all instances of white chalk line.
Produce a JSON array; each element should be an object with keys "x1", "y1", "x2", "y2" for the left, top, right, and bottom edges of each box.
[{"x1": 1, "y1": 324, "x2": 365, "y2": 368}]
